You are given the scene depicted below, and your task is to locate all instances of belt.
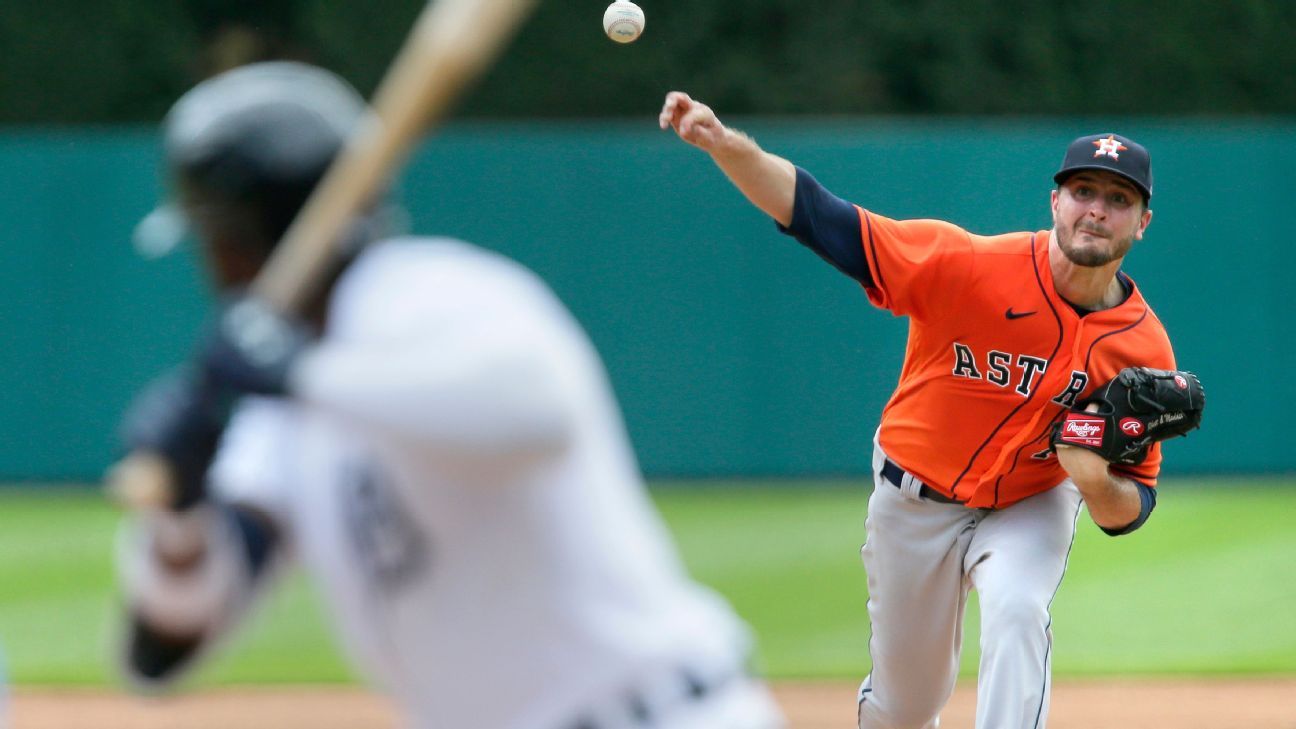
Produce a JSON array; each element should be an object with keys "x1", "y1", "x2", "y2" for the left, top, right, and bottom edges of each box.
[
  {"x1": 566, "y1": 665, "x2": 739, "y2": 729},
  {"x1": 881, "y1": 459, "x2": 963, "y2": 504}
]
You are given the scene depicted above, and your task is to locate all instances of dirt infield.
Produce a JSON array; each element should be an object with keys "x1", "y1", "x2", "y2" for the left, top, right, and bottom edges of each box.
[{"x1": 12, "y1": 678, "x2": 1296, "y2": 728}]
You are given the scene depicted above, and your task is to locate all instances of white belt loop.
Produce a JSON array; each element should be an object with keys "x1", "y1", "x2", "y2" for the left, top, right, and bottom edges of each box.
[{"x1": 899, "y1": 470, "x2": 924, "y2": 502}]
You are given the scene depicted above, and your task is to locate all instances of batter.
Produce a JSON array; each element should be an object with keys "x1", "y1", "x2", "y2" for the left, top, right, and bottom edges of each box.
[{"x1": 114, "y1": 64, "x2": 785, "y2": 729}]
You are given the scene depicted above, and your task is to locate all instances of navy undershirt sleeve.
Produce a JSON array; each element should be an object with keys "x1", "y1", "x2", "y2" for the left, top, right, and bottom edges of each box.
[
  {"x1": 1099, "y1": 480, "x2": 1157, "y2": 536},
  {"x1": 776, "y1": 167, "x2": 873, "y2": 286}
]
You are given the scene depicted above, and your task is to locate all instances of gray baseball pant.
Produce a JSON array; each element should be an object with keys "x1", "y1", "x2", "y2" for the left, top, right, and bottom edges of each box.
[{"x1": 857, "y1": 443, "x2": 1083, "y2": 729}]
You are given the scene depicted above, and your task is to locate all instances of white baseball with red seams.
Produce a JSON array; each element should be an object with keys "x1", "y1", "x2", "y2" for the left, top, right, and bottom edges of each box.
[{"x1": 604, "y1": 0, "x2": 645, "y2": 43}]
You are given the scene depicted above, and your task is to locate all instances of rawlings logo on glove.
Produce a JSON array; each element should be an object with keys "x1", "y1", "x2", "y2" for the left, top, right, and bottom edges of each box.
[
  {"x1": 1061, "y1": 417, "x2": 1105, "y2": 446},
  {"x1": 1052, "y1": 367, "x2": 1205, "y2": 465}
]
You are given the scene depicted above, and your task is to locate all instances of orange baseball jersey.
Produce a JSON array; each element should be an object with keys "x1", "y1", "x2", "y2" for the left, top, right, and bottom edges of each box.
[{"x1": 858, "y1": 211, "x2": 1175, "y2": 508}]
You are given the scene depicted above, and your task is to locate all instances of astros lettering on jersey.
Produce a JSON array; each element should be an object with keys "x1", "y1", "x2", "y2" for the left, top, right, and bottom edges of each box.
[{"x1": 858, "y1": 212, "x2": 1174, "y2": 508}]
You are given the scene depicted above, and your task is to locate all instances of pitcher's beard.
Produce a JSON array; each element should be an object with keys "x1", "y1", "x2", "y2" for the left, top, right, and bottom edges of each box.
[{"x1": 1057, "y1": 225, "x2": 1133, "y2": 267}]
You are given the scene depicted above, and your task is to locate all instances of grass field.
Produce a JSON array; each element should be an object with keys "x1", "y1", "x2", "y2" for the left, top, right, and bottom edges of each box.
[{"x1": 2, "y1": 476, "x2": 1294, "y2": 686}]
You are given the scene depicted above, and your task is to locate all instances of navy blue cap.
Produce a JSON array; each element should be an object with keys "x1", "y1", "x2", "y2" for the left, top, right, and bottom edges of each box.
[{"x1": 1053, "y1": 133, "x2": 1152, "y2": 202}]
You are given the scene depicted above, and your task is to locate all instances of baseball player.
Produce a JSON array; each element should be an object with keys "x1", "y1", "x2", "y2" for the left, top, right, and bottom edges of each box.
[
  {"x1": 658, "y1": 92, "x2": 1203, "y2": 728},
  {"x1": 113, "y1": 64, "x2": 785, "y2": 729}
]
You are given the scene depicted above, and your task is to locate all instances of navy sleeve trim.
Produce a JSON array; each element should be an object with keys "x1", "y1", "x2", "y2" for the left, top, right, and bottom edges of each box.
[
  {"x1": 775, "y1": 167, "x2": 872, "y2": 286},
  {"x1": 1099, "y1": 480, "x2": 1157, "y2": 536}
]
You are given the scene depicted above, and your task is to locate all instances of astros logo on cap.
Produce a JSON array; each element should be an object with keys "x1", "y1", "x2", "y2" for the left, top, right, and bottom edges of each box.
[{"x1": 1093, "y1": 135, "x2": 1127, "y2": 160}]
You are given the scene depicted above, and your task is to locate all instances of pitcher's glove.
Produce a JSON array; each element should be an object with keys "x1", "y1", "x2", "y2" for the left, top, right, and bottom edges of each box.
[{"x1": 1052, "y1": 367, "x2": 1205, "y2": 465}]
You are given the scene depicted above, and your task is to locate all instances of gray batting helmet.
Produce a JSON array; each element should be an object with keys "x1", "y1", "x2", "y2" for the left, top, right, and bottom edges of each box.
[{"x1": 134, "y1": 62, "x2": 400, "y2": 258}]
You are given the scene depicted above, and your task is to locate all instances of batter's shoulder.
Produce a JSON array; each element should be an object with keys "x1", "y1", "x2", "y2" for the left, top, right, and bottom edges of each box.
[
  {"x1": 328, "y1": 236, "x2": 562, "y2": 340},
  {"x1": 344, "y1": 236, "x2": 548, "y2": 295}
]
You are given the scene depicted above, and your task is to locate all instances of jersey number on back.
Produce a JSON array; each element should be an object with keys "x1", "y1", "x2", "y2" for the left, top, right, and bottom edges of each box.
[{"x1": 343, "y1": 460, "x2": 430, "y2": 593}]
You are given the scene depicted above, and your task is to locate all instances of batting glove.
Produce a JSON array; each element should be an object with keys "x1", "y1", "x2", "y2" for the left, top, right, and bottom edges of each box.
[{"x1": 202, "y1": 296, "x2": 311, "y2": 397}]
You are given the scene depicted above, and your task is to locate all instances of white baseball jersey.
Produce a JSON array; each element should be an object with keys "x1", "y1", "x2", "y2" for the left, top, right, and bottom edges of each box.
[{"x1": 206, "y1": 238, "x2": 782, "y2": 729}]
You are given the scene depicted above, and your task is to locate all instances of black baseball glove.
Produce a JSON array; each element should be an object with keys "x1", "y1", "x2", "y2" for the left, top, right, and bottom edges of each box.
[{"x1": 1052, "y1": 367, "x2": 1205, "y2": 465}]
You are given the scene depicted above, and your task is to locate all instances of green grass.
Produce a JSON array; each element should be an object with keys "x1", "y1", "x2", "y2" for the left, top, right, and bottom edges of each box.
[
  {"x1": 658, "y1": 476, "x2": 1296, "y2": 678},
  {"x1": 2, "y1": 477, "x2": 1294, "y2": 685},
  {"x1": 652, "y1": 480, "x2": 873, "y2": 678}
]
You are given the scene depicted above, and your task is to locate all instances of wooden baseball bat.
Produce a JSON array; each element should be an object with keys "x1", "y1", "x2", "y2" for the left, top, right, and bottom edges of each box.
[{"x1": 109, "y1": 0, "x2": 539, "y2": 509}]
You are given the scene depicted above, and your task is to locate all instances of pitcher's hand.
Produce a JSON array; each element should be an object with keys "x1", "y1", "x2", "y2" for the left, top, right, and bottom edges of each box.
[{"x1": 658, "y1": 92, "x2": 728, "y2": 153}]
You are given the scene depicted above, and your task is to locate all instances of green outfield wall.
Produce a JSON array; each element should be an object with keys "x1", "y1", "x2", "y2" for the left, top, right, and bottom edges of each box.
[{"x1": 1, "y1": 120, "x2": 1291, "y2": 480}]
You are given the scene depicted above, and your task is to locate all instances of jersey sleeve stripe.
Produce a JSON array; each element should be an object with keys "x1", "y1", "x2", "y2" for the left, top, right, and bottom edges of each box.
[{"x1": 860, "y1": 208, "x2": 887, "y2": 297}]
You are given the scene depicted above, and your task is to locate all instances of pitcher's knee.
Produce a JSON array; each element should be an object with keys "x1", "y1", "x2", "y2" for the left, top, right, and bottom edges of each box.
[{"x1": 980, "y1": 590, "x2": 1050, "y2": 635}]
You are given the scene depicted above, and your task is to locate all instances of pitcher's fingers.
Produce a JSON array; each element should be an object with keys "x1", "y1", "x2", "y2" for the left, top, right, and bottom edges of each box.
[
  {"x1": 678, "y1": 107, "x2": 713, "y2": 138},
  {"x1": 658, "y1": 91, "x2": 692, "y2": 129}
]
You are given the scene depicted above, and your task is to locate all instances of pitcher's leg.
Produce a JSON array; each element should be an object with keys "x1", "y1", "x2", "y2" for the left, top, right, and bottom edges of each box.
[
  {"x1": 857, "y1": 458, "x2": 978, "y2": 729},
  {"x1": 966, "y1": 482, "x2": 1082, "y2": 729}
]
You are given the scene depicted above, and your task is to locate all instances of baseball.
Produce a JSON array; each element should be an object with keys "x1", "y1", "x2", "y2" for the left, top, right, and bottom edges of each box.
[{"x1": 603, "y1": 1, "x2": 644, "y2": 44}]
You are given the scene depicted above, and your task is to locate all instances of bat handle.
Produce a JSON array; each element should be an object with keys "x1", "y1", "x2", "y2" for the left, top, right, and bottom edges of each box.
[{"x1": 106, "y1": 452, "x2": 176, "y2": 510}]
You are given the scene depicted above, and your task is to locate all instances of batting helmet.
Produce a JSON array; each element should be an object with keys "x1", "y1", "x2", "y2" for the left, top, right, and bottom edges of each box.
[{"x1": 135, "y1": 62, "x2": 400, "y2": 258}]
